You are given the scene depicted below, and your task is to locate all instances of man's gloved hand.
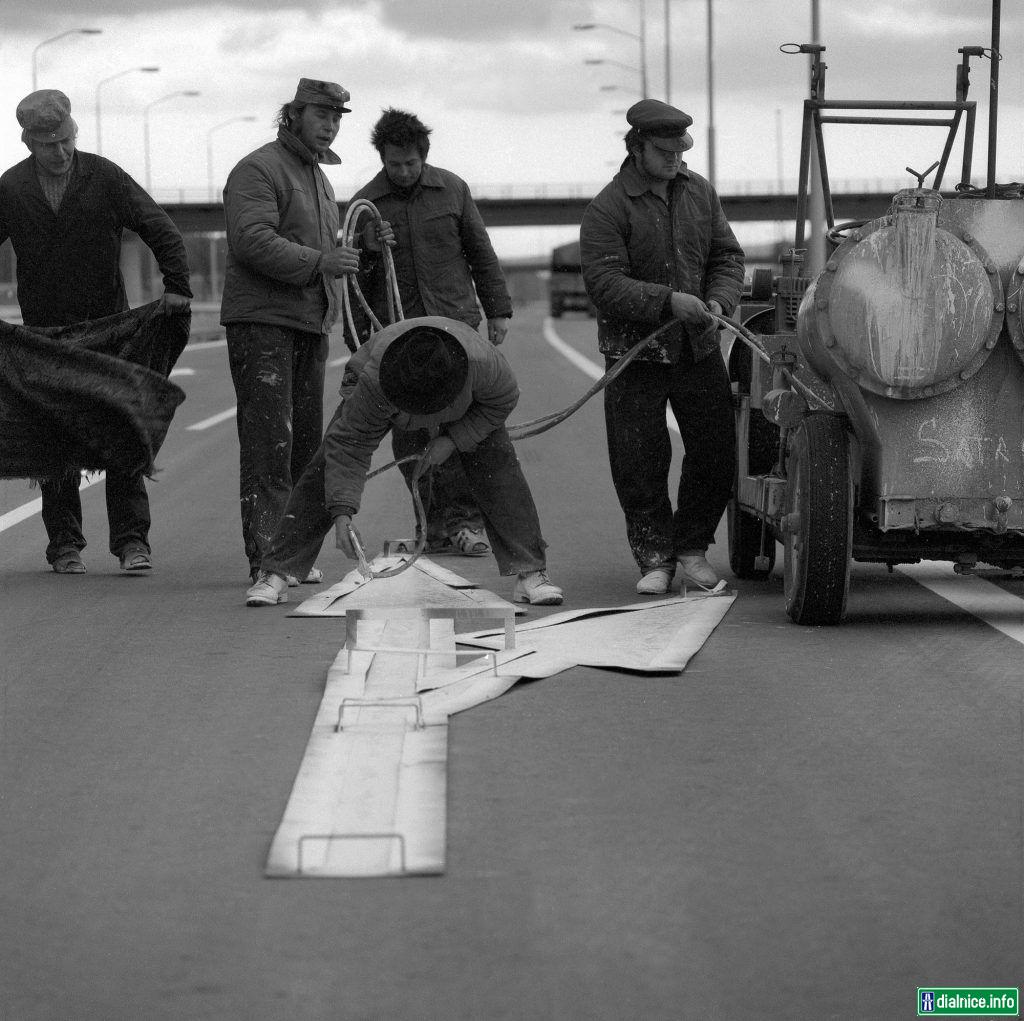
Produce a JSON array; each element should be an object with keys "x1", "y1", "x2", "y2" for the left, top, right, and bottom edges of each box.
[
  {"x1": 669, "y1": 291, "x2": 712, "y2": 325},
  {"x1": 707, "y1": 299, "x2": 724, "y2": 318},
  {"x1": 361, "y1": 219, "x2": 396, "y2": 252},
  {"x1": 333, "y1": 514, "x2": 360, "y2": 558},
  {"x1": 320, "y1": 245, "x2": 361, "y2": 277},
  {"x1": 157, "y1": 291, "x2": 191, "y2": 316},
  {"x1": 421, "y1": 436, "x2": 456, "y2": 467}
]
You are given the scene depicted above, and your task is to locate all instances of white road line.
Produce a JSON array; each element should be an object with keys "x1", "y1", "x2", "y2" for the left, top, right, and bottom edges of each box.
[
  {"x1": 896, "y1": 563, "x2": 1024, "y2": 647},
  {"x1": 185, "y1": 338, "x2": 227, "y2": 351},
  {"x1": 169, "y1": 367, "x2": 195, "y2": 377},
  {"x1": 187, "y1": 407, "x2": 236, "y2": 431},
  {"x1": 542, "y1": 317, "x2": 680, "y2": 435},
  {"x1": 0, "y1": 473, "x2": 105, "y2": 534}
]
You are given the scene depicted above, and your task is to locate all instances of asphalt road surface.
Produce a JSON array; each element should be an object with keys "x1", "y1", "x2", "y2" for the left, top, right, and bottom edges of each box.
[{"x1": 1, "y1": 303, "x2": 1021, "y2": 1020}]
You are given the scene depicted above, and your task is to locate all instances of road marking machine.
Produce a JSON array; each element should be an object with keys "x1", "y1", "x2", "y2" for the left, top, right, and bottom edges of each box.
[{"x1": 727, "y1": 2, "x2": 1024, "y2": 624}]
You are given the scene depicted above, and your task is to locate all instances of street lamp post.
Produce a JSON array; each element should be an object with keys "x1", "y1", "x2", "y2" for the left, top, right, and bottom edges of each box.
[
  {"x1": 95, "y1": 66, "x2": 159, "y2": 156},
  {"x1": 143, "y1": 90, "x2": 200, "y2": 192},
  {"x1": 32, "y1": 28, "x2": 102, "y2": 91},
  {"x1": 206, "y1": 116, "x2": 257, "y2": 199},
  {"x1": 573, "y1": 2, "x2": 649, "y2": 99},
  {"x1": 706, "y1": 0, "x2": 716, "y2": 185}
]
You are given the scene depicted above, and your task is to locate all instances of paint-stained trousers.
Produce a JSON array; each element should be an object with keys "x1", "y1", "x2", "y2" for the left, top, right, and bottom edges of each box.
[
  {"x1": 227, "y1": 323, "x2": 327, "y2": 578},
  {"x1": 603, "y1": 348, "x2": 735, "y2": 573},
  {"x1": 261, "y1": 415, "x2": 548, "y2": 582}
]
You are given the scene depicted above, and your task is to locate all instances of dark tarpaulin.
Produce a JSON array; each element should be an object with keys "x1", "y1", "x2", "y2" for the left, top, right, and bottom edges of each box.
[{"x1": 0, "y1": 301, "x2": 191, "y2": 480}]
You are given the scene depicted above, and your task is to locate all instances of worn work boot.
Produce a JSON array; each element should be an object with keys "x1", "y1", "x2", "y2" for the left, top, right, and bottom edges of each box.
[
  {"x1": 513, "y1": 570, "x2": 564, "y2": 606},
  {"x1": 119, "y1": 547, "x2": 152, "y2": 572},
  {"x1": 677, "y1": 554, "x2": 719, "y2": 592},
  {"x1": 286, "y1": 566, "x2": 324, "y2": 587},
  {"x1": 52, "y1": 550, "x2": 86, "y2": 574},
  {"x1": 636, "y1": 566, "x2": 674, "y2": 595},
  {"x1": 246, "y1": 571, "x2": 289, "y2": 607}
]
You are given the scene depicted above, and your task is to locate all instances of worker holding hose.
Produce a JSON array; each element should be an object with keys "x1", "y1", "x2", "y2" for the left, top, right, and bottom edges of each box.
[
  {"x1": 220, "y1": 79, "x2": 392, "y2": 589},
  {"x1": 580, "y1": 99, "x2": 744, "y2": 596},
  {"x1": 245, "y1": 317, "x2": 562, "y2": 608},
  {"x1": 347, "y1": 108, "x2": 512, "y2": 560}
]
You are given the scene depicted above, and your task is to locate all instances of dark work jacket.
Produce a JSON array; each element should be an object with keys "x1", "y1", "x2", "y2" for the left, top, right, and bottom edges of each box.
[
  {"x1": 220, "y1": 128, "x2": 342, "y2": 335},
  {"x1": 350, "y1": 164, "x2": 512, "y2": 345},
  {"x1": 580, "y1": 157, "x2": 744, "y2": 364},
  {"x1": 0, "y1": 152, "x2": 192, "y2": 328},
  {"x1": 323, "y1": 317, "x2": 519, "y2": 519}
]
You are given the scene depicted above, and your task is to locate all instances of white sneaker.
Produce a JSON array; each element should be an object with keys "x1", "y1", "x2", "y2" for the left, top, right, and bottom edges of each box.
[
  {"x1": 513, "y1": 570, "x2": 564, "y2": 605},
  {"x1": 636, "y1": 567, "x2": 674, "y2": 595},
  {"x1": 286, "y1": 566, "x2": 324, "y2": 587},
  {"x1": 677, "y1": 554, "x2": 719, "y2": 591},
  {"x1": 246, "y1": 571, "x2": 289, "y2": 606}
]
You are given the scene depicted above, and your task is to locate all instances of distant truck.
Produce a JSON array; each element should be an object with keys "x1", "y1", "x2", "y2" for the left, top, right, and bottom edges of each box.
[{"x1": 548, "y1": 241, "x2": 596, "y2": 318}]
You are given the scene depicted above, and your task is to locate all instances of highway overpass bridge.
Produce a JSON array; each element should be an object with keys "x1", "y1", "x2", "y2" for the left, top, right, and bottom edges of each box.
[{"x1": 160, "y1": 190, "x2": 901, "y2": 233}]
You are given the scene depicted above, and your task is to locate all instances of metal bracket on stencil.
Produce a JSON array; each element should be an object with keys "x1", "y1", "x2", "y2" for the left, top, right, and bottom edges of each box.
[
  {"x1": 336, "y1": 696, "x2": 426, "y2": 732},
  {"x1": 341, "y1": 644, "x2": 501, "y2": 683}
]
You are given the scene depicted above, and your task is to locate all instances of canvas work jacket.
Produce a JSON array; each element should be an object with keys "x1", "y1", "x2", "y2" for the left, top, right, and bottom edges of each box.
[
  {"x1": 0, "y1": 152, "x2": 191, "y2": 328},
  {"x1": 220, "y1": 128, "x2": 341, "y2": 335},
  {"x1": 579, "y1": 157, "x2": 745, "y2": 364},
  {"x1": 350, "y1": 164, "x2": 512, "y2": 342},
  {"x1": 323, "y1": 316, "x2": 519, "y2": 519}
]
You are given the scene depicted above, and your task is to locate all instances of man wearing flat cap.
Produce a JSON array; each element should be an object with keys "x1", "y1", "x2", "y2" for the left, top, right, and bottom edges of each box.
[
  {"x1": 580, "y1": 98, "x2": 745, "y2": 597},
  {"x1": 221, "y1": 78, "x2": 392, "y2": 590},
  {"x1": 244, "y1": 316, "x2": 563, "y2": 608},
  {"x1": 0, "y1": 88, "x2": 192, "y2": 575}
]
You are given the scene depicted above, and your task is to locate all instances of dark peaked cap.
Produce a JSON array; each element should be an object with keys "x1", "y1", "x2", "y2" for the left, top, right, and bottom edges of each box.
[{"x1": 626, "y1": 98, "x2": 694, "y2": 151}]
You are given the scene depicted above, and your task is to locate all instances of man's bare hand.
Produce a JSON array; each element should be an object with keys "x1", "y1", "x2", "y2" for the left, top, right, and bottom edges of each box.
[
  {"x1": 333, "y1": 515, "x2": 359, "y2": 558},
  {"x1": 486, "y1": 317, "x2": 510, "y2": 346},
  {"x1": 361, "y1": 220, "x2": 396, "y2": 252},
  {"x1": 158, "y1": 291, "x2": 191, "y2": 316},
  {"x1": 669, "y1": 291, "x2": 712, "y2": 325},
  {"x1": 421, "y1": 436, "x2": 456, "y2": 467},
  {"x1": 320, "y1": 245, "x2": 360, "y2": 277}
]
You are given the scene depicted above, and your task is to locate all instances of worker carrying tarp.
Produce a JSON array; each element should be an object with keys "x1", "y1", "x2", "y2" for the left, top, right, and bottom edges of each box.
[{"x1": 0, "y1": 300, "x2": 189, "y2": 481}]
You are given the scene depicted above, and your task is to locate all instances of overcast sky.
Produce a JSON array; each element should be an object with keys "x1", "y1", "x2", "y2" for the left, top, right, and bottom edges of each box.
[{"x1": 2, "y1": 0, "x2": 1021, "y2": 255}]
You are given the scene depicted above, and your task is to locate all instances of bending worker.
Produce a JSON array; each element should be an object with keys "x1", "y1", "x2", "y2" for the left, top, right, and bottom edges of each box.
[
  {"x1": 350, "y1": 108, "x2": 513, "y2": 559},
  {"x1": 580, "y1": 99, "x2": 744, "y2": 595},
  {"x1": 245, "y1": 317, "x2": 563, "y2": 608}
]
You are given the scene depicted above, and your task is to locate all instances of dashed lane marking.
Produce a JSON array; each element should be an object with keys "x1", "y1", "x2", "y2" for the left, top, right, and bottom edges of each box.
[{"x1": 0, "y1": 473, "x2": 105, "y2": 534}]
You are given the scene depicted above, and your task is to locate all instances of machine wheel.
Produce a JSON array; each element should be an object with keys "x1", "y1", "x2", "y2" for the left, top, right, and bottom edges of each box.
[
  {"x1": 783, "y1": 414, "x2": 852, "y2": 625},
  {"x1": 728, "y1": 498, "x2": 776, "y2": 579}
]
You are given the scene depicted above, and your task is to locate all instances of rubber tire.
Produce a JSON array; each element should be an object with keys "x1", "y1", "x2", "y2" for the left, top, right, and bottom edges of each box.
[{"x1": 783, "y1": 414, "x2": 853, "y2": 625}]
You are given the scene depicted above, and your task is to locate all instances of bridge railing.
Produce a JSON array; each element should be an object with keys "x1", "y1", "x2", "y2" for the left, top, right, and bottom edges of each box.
[{"x1": 148, "y1": 176, "x2": 920, "y2": 206}]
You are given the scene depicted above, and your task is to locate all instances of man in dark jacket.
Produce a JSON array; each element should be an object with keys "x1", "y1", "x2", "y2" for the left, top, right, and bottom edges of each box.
[
  {"x1": 349, "y1": 109, "x2": 513, "y2": 560},
  {"x1": 0, "y1": 89, "x2": 192, "y2": 574},
  {"x1": 580, "y1": 99, "x2": 744, "y2": 596},
  {"x1": 221, "y1": 78, "x2": 389, "y2": 588},
  {"x1": 245, "y1": 317, "x2": 562, "y2": 608}
]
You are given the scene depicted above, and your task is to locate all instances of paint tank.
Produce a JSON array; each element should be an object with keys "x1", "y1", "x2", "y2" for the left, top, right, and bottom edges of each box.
[
  {"x1": 794, "y1": 190, "x2": 1024, "y2": 529},
  {"x1": 797, "y1": 189, "x2": 1003, "y2": 400}
]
